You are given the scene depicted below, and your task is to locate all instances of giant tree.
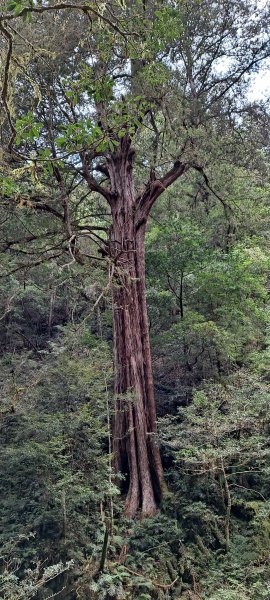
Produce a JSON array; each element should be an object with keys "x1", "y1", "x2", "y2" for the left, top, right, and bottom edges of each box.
[{"x1": 1, "y1": 0, "x2": 269, "y2": 517}]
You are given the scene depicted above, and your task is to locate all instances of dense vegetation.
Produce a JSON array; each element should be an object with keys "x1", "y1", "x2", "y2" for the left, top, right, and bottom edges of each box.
[{"x1": 0, "y1": 0, "x2": 270, "y2": 598}]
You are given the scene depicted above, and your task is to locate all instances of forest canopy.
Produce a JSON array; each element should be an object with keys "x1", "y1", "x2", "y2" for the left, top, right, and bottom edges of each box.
[{"x1": 0, "y1": 0, "x2": 270, "y2": 599}]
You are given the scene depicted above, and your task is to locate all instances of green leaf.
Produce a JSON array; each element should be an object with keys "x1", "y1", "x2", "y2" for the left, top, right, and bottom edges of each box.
[{"x1": 56, "y1": 137, "x2": 66, "y2": 148}]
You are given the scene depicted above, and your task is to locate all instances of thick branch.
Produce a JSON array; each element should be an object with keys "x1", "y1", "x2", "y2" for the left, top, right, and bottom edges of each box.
[
  {"x1": 95, "y1": 163, "x2": 109, "y2": 177},
  {"x1": 136, "y1": 161, "x2": 188, "y2": 225}
]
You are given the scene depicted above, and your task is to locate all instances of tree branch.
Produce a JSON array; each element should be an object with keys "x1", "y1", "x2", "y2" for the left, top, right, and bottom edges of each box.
[
  {"x1": 0, "y1": 252, "x2": 63, "y2": 279},
  {"x1": 192, "y1": 164, "x2": 233, "y2": 217},
  {"x1": 1, "y1": 231, "x2": 59, "y2": 253},
  {"x1": 136, "y1": 161, "x2": 188, "y2": 225},
  {"x1": 201, "y1": 42, "x2": 270, "y2": 106},
  {"x1": 0, "y1": 3, "x2": 138, "y2": 38},
  {"x1": 32, "y1": 202, "x2": 64, "y2": 221},
  {"x1": 80, "y1": 153, "x2": 112, "y2": 204},
  {"x1": 0, "y1": 22, "x2": 17, "y2": 150}
]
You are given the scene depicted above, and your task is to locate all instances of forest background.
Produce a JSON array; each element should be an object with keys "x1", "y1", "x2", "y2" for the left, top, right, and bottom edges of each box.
[{"x1": 0, "y1": 0, "x2": 270, "y2": 598}]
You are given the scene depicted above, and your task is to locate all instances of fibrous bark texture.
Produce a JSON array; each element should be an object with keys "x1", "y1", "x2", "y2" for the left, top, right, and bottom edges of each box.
[
  {"x1": 107, "y1": 141, "x2": 166, "y2": 518},
  {"x1": 97, "y1": 135, "x2": 186, "y2": 517}
]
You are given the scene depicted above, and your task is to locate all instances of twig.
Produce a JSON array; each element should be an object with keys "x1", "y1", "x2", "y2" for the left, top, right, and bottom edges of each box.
[
  {"x1": 192, "y1": 164, "x2": 233, "y2": 218},
  {"x1": 78, "y1": 262, "x2": 114, "y2": 328},
  {"x1": 59, "y1": 235, "x2": 77, "y2": 270},
  {"x1": 228, "y1": 483, "x2": 266, "y2": 502}
]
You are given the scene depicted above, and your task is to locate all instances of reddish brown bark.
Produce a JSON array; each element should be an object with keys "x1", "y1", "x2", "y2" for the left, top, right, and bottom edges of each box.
[
  {"x1": 111, "y1": 219, "x2": 165, "y2": 517},
  {"x1": 105, "y1": 141, "x2": 166, "y2": 517},
  {"x1": 93, "y1": 135, "x2": 187, "y2": 518}
]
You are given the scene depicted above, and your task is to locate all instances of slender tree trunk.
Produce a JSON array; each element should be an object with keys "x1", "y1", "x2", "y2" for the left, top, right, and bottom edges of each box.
[
  {"x1": 107, "y1": 148, "x2": 166, "y2": 518},
  {"x1": 179, "y1": 272, "x2": 184, "y2": 319}
]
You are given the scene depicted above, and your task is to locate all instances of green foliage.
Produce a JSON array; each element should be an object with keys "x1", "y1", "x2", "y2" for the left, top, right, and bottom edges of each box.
[
  {"x1": 6, "y1": 0, "x2": 32, "y2": 18},
  {"x1": 158, "y1": 370, "x2": 270, "y2": 599},
  {"x1": 15, "y1": 113, "x2": 43, "y2": 145},
  {"x1": 0, "y1": 545, "x2": 73, "y2": 600},
  {"x1": 1, "y1": 0, "x2": 270, "y2": 597},
  {"x1": 0, "y1": 318, "x2": 115, "y2": 595}
]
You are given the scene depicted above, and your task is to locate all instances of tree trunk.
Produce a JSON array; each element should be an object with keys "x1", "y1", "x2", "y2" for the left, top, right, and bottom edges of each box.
[{"x1": 107, "y1": 148, "x2": 166, "y2": 518}]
